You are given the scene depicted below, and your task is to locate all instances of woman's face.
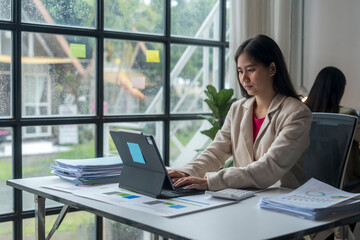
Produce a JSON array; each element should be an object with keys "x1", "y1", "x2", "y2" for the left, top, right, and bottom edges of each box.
[{"x1": 237, "y1": 52, "x2": 275, "y2": 97}]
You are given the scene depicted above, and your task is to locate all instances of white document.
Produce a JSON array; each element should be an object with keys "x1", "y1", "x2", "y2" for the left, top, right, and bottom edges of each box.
[
  {"x1": 41, "y1": 181, "x2": 98, "y2": 193},
  {"x1": 50, "y1": 157, "x2": 123, "y2": 185},
  {"x1": 71, "y1": 184, "x2": 237, "y2": 217},
  {"x1": 262, "y1": 178, "x2": 360, "y2": 209},
  {"x1": 259, "y1": 178, "x2": 360, "y2": 220},
  {"x1": 54, "y1": 156, "x2": 122, "y2": 169}
]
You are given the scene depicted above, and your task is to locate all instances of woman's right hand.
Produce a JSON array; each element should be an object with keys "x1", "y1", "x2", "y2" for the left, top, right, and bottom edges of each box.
[{"x1": 167, "y1": 169, "x2": 189, "y2": 183}]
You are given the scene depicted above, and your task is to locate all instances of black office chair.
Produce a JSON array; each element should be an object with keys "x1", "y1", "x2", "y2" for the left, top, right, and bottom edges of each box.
[
  {"x1": 303, "y1": 113, "x2": 358, "y2": 240},
  {"x1": 304, "y1": 113, "x2": 358, "y2": 189}
]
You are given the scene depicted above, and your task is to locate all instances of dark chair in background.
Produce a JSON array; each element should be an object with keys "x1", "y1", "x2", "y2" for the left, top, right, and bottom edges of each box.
[
  {"x1": 303, "y1": 113, "x2": 358, "y2": 240},
  {"x1": 304, "y1": 113, "x2": 357, "y2": 189}
]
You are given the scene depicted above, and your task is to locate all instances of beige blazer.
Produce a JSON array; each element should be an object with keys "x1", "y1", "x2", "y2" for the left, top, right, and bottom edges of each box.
[{"x1": 177, "y1": 93, "x2": 312, "y2": 191}]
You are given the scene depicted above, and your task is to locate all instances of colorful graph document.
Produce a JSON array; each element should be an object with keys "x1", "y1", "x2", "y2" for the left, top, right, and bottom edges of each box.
[
  {"x1": 45, "y1": 183, "x2": 237, "y2": 217},
  {"x1": 259, "y1": 178, "x2": 360, "y2": 220}
]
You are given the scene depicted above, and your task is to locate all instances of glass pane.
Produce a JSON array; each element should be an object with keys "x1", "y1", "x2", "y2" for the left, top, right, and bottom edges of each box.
[
  {"x1": 226, "y1": 0, "x2": 230, "y2": 41},
  {"x1": 0, "y1": 0, "x2": 11, "y2": 21},
  {"x1": 104, "y1": 122, "x2": 163, "y2": 158},
  {"x1": 23, "y1": 212, "x2": 94, "y2": 240},
  {"x1": 22, "y1": 32, "x2": 96, "y2": 117},
  {"x1": 170, "y1": 44, "x2": 220, "y2": 113},
  {"x1": 104, "y1": 39, "x2": 164, "y2": 115},
  {"x1": 22, "y1": 124, "x2": 95, "y2": 210},
  {"x1": 21, "y1": 0, "x2": 96, "y2": 29},
  {"x1": 0, "y1": 127, "x2": 12, "y2": 214},
  {"x1": 24, "y1": 76, "x2": 36, "y2": 103},
  {"x1": 104, "y1": 218, "x2": 150, "y2": 240},
  {"x1": 104, "y1": 0, "x2": 164, "y2": 35},
  {"x1": 0, "y1": 221, "x2": 12, "y2": 239},
  {"x1": 0, "y1": 30, "x2": 12, "y2": 118},
  {"x1": 171, "y1": 0, "x2": 220, "y2": 40},
  {"x1": 170, "y1": 120, "x2": 211, "y2": 167}
]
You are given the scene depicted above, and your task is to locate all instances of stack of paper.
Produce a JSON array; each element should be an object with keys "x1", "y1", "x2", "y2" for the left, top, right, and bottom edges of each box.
[
  {"x1": 259, "y1": 178, "x2": 360, "y2": 220},
  {"x1": 51, "y1": 157, "x2": 123, "y2": 185}
]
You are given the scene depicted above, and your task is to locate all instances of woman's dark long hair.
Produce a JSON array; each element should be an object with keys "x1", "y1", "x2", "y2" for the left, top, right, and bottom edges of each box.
[
  {"x1": 234, "y1": 34, "x2": 299, "y2": 99},
  {"x1": 305, "y1": 66, "x2": 346, "y2": 113}
]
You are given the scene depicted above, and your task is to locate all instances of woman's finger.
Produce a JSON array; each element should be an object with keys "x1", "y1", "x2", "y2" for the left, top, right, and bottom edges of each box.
[
  {"x1": 173, "y1": 178, "x2": 187, "y2": 187},
  {"x1": 168, "y1": 170, "x2": 188, "y2": 178},
  {"x1": 171, "y1": 177, "x2": 179, "y2": 183}
]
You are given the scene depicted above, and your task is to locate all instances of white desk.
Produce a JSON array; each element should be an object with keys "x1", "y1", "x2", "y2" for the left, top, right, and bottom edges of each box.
[{"x1": 7, "y1": 176, "x2": 360, "y2": 240}]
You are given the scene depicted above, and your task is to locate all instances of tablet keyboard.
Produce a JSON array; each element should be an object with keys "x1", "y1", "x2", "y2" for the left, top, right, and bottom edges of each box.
[{"x1": 160, "y1": 188, "x2": 204, "y2": 198}]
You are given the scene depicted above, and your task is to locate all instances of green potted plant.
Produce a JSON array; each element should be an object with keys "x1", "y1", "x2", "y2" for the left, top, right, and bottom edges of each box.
[
  {"x1": 198, "y1": 85, "x2": 237, "y2": 168},
  {"x1": 199, "y1": 85, "x2": 237, "y2": 140}
]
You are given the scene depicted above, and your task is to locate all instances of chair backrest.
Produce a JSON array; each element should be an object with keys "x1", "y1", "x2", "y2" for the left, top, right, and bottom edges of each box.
[{"x1": 303, "y1": 113, "x2": 358, "y2": 189}]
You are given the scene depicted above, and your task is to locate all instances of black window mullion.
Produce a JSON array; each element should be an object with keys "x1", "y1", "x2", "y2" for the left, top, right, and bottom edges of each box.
[
  {"x1": 163, "y1": 0, "x2": 171, "y2": 166},
  {"x1": 12, "y1": 0, "x2": 23, "y2": 239},
  {"x1": 219, "y1": 0, "x2": 227, "y2": 90},
  {"x1": 95, "y1": 0, "x2": 104, "y2": 239},
  {"x1": 96, "y1": 0, "x2": 104, "y2": 159}
]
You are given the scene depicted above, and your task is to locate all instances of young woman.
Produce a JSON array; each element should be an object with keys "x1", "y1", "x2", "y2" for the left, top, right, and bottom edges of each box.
[
  {"x1": 169, "y1": 35, "x2": 312, "y2": 191},
  {"x1": 305, "y1": 66, "x2": 360, "y2": 192}
]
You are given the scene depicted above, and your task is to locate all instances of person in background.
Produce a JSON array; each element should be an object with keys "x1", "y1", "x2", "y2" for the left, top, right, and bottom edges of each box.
[
  {"x1": 305, "y1": 66, "x2": 360, "y2": 193},
  {"x1": 168, "y1": 34, "x2": 312, "y2": 191}
]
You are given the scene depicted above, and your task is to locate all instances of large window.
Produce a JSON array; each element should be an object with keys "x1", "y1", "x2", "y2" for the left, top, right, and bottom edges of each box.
[{"x1": 0, "y1": 0, "x2": 229, "y2": 239}]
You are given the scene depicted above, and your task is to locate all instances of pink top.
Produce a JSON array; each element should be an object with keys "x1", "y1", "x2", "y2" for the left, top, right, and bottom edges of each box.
[{"x1": 253, "y1": 113, "x2": 265, "y2": 143}]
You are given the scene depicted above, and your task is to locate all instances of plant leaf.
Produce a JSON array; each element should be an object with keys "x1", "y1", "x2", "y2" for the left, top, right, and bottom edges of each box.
[
  {"x1": 200, "y1": 126, "x2": 220, "y2": 140},
  {"x1": 223, "y1": 158, "x2": 234, "y2": 168},
  {"x1": 206, "y1": 85, "x2": 218, "y2": 98},
  {"x1": 198, "y1": 115, "x2": 217, "y2": 125},
  {"x1": 204, "y1": 99, "x2": 220, "y2": 118},
  {"x1": 219, "y1": 98, "x2": 237, "y2": 119},
  {"x1": 215, "y1": 88, "x2": 233, "y2": 108},
  {"x1": 204, "y1": 89, "x2": 214, "y2": 102},
  {"x1": 222, "y1": 89, "x2": 234, "y2": 103},
  {"x1": 200, "y1": 85, "x2": 237, "y2": 139}
]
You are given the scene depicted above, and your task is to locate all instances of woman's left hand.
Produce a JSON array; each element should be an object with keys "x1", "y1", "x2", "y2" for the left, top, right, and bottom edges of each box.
[{"x1": 173, "y1": 176, "x2": 208, "y2": 190}]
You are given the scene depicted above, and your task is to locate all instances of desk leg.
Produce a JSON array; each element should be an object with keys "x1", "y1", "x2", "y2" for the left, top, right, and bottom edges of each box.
[
  {"x1": 334, "y1": 226, "x2": 349, "y2": 240},
  {"x1": 34, "y1": 195, "x2": 46, "y2": 240},
  {"x1": 45, "y1": 205, "x2": 70, "y2": 240},
  {"x1": 151, "y1": 235, "x2": 167, "y2": 240}
]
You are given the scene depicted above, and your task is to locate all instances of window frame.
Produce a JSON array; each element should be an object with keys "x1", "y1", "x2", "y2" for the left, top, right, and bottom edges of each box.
[{"x1": 0, "y1": 0, "x2": 229, "y2": 239}]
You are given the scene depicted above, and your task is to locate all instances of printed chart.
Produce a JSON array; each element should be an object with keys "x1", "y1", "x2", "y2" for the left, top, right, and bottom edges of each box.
[
  {"x1": 269, "y1": 178, "x2": 359, "y2": 209},
  {"x1": 259, "y1": 178, "x2": 360, "y2": 220},
  {"x1": 42, "y1": 183, "x2": 236, "y2": 217}
]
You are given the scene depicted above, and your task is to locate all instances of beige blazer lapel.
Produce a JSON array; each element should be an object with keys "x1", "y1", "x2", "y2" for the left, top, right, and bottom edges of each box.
[
  {"x1": 254, "y1": 94, "x2": 287, "y2": 147},
  {"x1": 254, "y1": 115, "x2": 270, "y2": 147},
  {"x1": 240, "y1": 98, "x2": 255, "y2": 161}
]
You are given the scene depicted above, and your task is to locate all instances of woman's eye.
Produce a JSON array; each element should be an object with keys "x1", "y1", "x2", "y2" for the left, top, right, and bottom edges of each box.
[{"x1": 248, "y1": 69, "x2": 255, "y2": 72}]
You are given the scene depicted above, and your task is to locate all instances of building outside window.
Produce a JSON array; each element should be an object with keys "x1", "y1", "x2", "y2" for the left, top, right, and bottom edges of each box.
[{"x1": 0, "y1": 0, "x2": 230, "y2": 239}]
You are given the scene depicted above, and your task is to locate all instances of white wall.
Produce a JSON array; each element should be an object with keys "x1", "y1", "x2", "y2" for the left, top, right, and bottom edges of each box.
[{"x1": 303, "y1": 0, "x2": 360, "y2": 110}]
